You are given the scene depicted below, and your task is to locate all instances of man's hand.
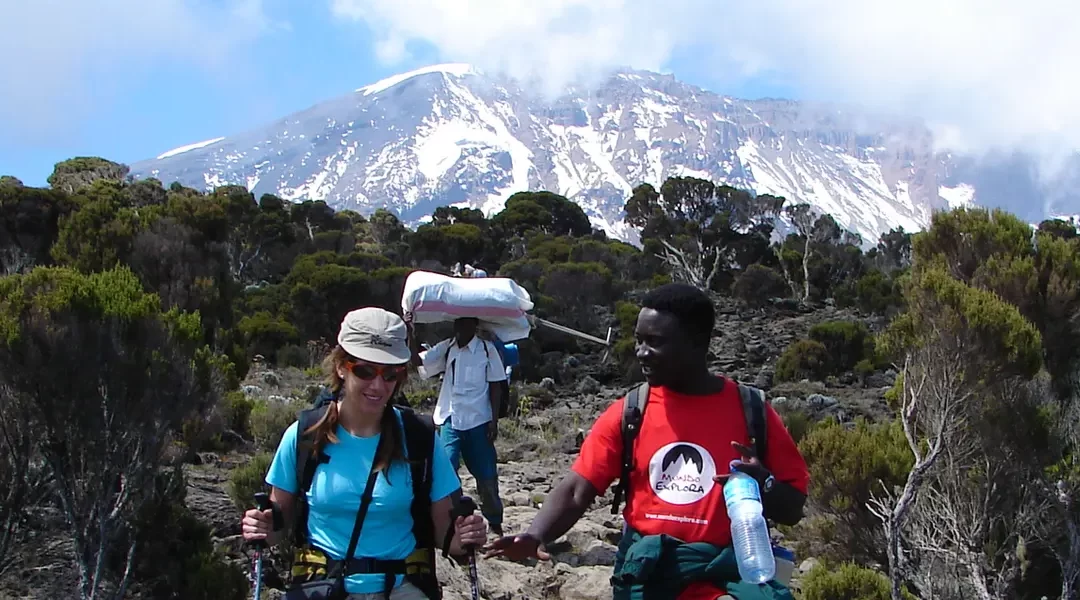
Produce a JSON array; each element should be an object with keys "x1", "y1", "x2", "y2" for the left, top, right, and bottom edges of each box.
[
  {"x1": 713, "y1": 441, "x2": 772, "y2": 488},
  {"x1": 482, "y1": 532, "x2": 550, "y2": 562},
  {"x1": 487, "y1": 420, "x2": 499, "y2": 443}
]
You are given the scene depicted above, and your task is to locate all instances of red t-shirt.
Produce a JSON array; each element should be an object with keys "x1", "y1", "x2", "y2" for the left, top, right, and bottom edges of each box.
[{"x1": 571, "y1": 378, "x2": 810, "y2": 600}]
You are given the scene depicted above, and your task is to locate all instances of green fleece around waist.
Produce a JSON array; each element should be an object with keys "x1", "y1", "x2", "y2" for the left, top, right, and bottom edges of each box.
[{"x1": 610, "y1": 528, "x2": 794, "y2": 600}]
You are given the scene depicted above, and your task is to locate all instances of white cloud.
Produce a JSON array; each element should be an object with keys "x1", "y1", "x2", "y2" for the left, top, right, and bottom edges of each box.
[
  {"x1": 331, "y1": 0, "x2": 1080, "y2": 171},
  {"x1": 0, "y1": 0, "x2": 279, "y2": 143}
]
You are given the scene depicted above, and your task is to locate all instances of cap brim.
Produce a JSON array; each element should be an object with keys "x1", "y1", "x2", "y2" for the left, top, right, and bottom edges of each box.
[{"x1": 342, "y1": 342, "x2": 411, "y2": 365}]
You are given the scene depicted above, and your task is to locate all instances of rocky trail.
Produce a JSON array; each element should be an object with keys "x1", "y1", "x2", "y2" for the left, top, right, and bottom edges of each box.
[
  {"x1": 0, "y1": 299, "x2": 895, "y2": 599},
  {"x1": 183, "y1": 300, "x2": 893, "y2": 599}
]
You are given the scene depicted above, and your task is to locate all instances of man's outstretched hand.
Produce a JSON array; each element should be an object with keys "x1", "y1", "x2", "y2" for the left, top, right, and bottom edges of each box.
[{"x1": 482, "y1": 533, "x2": 550, "y2": 562}]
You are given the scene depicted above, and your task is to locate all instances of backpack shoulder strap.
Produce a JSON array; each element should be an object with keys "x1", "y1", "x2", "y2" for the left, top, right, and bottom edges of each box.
[
  {"x1": 293, "y1": 404, "x2": 331, "y2": 546},
  {"x1": 737, "y1": 382, "x2": 768, "y2": 463},
  {"x1": 611, "y1": 382, "x2": 649, "y2": 516},
  {"x1": 397, "y1": 405, "x2": 437, "y2": 546}
]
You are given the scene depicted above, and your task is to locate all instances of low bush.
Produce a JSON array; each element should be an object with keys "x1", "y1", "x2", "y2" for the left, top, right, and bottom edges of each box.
[
  {"x1": 799, "y1": 562, "x2": 914, "y2": 600},
  {"x1": 796, "y1": 418, "x2": 912, "y2": 566},
  {"x1": 249, "y1": 398, "x2": 304, "y2": 452},
  {"x1": 228, "y1": 452, "x2": 274, "y2": 511},
  {"x1": 733, "y1": 264, "x2": 789, "y2": 306},
  {"x1": 775, "y1": 339, "x2": 830, "y2": 382},
  {"x1": 807, "y1": 320, "x2": 875, "y2": 373}
]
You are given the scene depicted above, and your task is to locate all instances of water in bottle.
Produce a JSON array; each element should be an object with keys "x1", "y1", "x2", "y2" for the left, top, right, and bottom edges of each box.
[{"x1": 723, "y1": 464, "x2": 775, "y2": 584}]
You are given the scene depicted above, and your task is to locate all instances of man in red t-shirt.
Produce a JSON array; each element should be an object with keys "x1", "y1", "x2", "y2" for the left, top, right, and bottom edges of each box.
[{"x1": 483, "y1": 283, "x2": 810, "y2": 599}]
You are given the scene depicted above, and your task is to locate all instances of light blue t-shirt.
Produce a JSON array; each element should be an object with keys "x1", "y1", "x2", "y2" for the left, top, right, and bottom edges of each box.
[{"x1": 265, "y1": 407, "x2": 460, "y2": 594}]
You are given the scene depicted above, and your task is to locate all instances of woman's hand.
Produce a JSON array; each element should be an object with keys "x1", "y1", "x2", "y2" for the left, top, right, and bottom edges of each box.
[
  {"x1": 452, "y1": 514, "x2": 487, "y2": 552},
  {"x1": 241, "y1": 507, "x2": 274, "y2": 543}
]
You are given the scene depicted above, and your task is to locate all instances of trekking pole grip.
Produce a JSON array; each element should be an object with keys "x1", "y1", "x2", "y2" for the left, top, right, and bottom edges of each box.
[
  {"x1": 253, "y1": 492, "x2": 272, "y2": 549},
  {"x1": 452, "y1": 496, "x2": 479, "y2": 550}
]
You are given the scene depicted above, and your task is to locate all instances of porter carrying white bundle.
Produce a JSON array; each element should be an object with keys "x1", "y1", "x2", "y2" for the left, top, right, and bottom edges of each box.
[{"x1": 401, "y1": 270, "x2": 533, "y2": 341}]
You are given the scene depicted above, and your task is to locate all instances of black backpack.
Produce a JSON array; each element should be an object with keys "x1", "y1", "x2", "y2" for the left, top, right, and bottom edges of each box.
[
  {"x1": 438, "y1": 338, "x2": 511, "y2": 420},
  {"x1": 609, "y1": 379, "x2": 769, "y2": 516},
  {"x1": 290, "y1": 392, "x2": 443, "y2": 599}
]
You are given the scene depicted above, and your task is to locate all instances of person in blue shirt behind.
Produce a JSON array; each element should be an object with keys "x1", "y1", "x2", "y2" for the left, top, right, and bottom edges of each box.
[{"x1": 241, "y1": 307, "x2": 487, "y2": 599}]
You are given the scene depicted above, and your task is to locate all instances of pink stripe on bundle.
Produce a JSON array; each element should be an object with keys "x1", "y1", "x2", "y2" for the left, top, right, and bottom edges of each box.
[{"x1": 411, "y1": 300, "x2": 526, "y2": 318}]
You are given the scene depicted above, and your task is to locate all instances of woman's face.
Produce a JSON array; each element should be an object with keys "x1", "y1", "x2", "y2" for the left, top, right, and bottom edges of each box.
[{"x1": 337, "y1": 359, "x2": 408, "y2": 415}]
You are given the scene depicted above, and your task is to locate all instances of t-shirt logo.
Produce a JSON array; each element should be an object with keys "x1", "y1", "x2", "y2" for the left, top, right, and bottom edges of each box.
[{"x1": 648, "y1": 442, "x2": 717, "y2": 505}]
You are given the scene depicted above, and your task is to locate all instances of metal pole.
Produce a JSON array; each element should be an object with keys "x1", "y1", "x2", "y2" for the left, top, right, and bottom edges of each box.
[
  {"x1": 530, "y1": 316, "x2": 611, "y2": 346},
  {"x1": 452, "y1": 496, "x2": 481, "y2": 600},
  {"x1": 252, "y1": 493, "x2": 271, "y2": 600}
]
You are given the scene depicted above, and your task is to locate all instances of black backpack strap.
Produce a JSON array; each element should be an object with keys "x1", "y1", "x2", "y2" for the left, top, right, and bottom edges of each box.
[
  {"x1": 399, "y1": 405, "x2": 436, "y2": 542},
  {"x1": 335, "y1": 467, "x2": 379, "y2": 578},
  {"x1": 611, "y1": 383, "x2": 649, "y2": 516},
  {"x1": 397, "y1": 405, "x2": 443, "y2": 599},
  {"x1": 737, "y1": 383, "x2": 768, "y2": 462},
  {"x1": 293, "y1": 404, "x2": 332, "y2": 547}
]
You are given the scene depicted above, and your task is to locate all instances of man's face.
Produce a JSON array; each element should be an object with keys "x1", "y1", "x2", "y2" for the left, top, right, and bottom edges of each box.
[
  {"x1": 454, "y1": 318, "x2": 478, "y2": 346},
  {"x1": 634, "y1": 308, "x2": 700, "y2": 387}
]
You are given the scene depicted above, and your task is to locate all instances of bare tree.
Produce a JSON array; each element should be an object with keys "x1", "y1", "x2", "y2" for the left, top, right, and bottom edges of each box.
[
  {"x1": 0, "y1": 246, "x2": 34, "y2": 276},
  {"x1": 0, "y1": 384, "x2": 50, "y2": 575},
  {"x1": 902, "y1": 447, "x2": 1035, "y2": 599},
  {"x1": 0, "y1": 277, "x2": 222, "y2": 599},
  {"x1": 732, "y1": 193, "x2": 798, "y2": 297},
  {"x1": 784, "y1": 203, "x2": 841, "y2": 301},
  {"x1": 869, "y1": 344, "x2": 974, "y2": 600},
  {"x1": 1032, "y1": 394, "x2": 1080, "y2": 599},
  {"x1": 656, "y1": 238, "x2": 723, "y2": 290}
]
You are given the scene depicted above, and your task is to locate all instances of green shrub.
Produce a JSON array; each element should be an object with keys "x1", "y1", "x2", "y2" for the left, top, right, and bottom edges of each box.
[
  {"x1": 276, "y1": 344, "x2": 309, "y2": 368},
  {"x1": 775, "y1": 405, "x2": 812, "y2": 445},
  {"x1": 222, "y1": 390, "x2": 255, "y2": 436},
  {"x1": 403, "y1": 378, "x2": 440, "y2": 407},
  {"x1": 807, "y1": 320, "x2": 874, "y2": 373},
  {"x1": 733, "y1": 264, "x2": 789, "y2": 306},
  {"x1": 228, "y1": 452, "x2": 274, "y2": 511},
  {"x1": 249, "y1": 398, "x2": 303, "y2": 452},
  {"x1": 854, "y1": 358, "x2": 875, "y2": 377},
  {"x1": 775, "y1": 339, "x2": 830, "y2": 382},
  {"x1": 131, "y1": 471, "x2": 248, "y2": 600},
  {"x1": 799, "y1": 562, "x2": 914, "y2": 600},
  {"x1": 796, "y1": 418, "x2": 913, "y2": 566},
  {"x1": 237, "y1": 311, "x2": 299, "y2": 360}
]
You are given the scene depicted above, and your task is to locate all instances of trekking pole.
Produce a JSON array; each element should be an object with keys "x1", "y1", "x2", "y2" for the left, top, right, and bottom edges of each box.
[
  {"x1": 452, "y1": 495, "x2": 481, "y2": 600},
  {"x1": 251, "y1": 492, "x2": 272, "y2": 600}
]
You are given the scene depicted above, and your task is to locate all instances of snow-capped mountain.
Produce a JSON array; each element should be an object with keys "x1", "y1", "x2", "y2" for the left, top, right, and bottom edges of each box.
[{"x1": 131, "y1": 63, "x2": 1063, "y2": 246}]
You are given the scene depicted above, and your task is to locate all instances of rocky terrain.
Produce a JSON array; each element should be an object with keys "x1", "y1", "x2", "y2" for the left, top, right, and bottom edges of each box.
[
  {"x1": 185, "y1": 298, "x2": 893, "y2": 600},
  {"x1": 0, "y1": 298, "x2": 894, "y2": 599}
]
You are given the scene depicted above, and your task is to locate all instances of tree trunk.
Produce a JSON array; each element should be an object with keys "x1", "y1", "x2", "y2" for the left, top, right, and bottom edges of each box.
[
  {"x1": 771, "y1": 246, "x2": 799, "y2": 298},
  {"x1": 801, "y1": 237, "x2": 811, "y2": 301},
  {"x1": 965, "y1": 557, "x2": 994, "y2": 600}
]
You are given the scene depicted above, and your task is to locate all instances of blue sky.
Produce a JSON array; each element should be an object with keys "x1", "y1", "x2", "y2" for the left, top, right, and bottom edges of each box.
[{"x1": 1, "y1": 0, "x2": 1075, "y2": 188}]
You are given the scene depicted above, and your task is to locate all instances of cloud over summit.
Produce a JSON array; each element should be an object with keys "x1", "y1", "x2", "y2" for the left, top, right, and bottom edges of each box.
[{"x1": 333, "y1": 0, "x2": 1080, "y2": 172}]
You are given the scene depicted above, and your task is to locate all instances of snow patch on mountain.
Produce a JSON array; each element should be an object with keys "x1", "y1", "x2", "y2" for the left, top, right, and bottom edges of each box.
[
  {"x1": 131, "y1": 64, "x2": 1031, "y2": 249},
  {"x1": 358, "y1": 63, "x2": 475, "y2": 96},
  {"x1": 157, "y1": 137, "x2": 225, "y2": 160},
  {"x1": 939, "y1": 183, "x2": 975, "y2": 209}
]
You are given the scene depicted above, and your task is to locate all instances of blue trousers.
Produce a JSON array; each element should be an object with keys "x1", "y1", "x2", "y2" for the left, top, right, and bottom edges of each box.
[{"x1": 438, "y1": 417, "x2": 503, "y2": 527}]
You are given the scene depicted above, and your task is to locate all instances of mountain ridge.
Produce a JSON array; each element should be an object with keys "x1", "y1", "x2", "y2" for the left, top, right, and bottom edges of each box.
[{"x1": 132, "y1": 63, "x2": 1067, "y2": 246}]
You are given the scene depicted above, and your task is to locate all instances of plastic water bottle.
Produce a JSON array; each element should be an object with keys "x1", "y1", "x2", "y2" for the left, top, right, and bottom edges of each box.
[{"x1": 723, "y1": 463, "x2": 775, "y2": 584}]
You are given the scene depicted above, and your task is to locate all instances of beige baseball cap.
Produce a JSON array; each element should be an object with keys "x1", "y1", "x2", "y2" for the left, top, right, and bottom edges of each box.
[{"x1": 337, "y1": 307, "x2": 411, "y2": 365}]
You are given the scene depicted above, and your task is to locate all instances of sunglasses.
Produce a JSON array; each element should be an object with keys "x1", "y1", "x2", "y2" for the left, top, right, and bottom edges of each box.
[{"x1": 346, "y1": 361, "x2": 408, "y2": 383}]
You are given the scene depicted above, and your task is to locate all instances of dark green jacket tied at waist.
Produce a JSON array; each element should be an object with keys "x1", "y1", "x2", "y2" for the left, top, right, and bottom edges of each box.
[{"x1": 611, "y1": 527, "x2": 794, "y2": 600}]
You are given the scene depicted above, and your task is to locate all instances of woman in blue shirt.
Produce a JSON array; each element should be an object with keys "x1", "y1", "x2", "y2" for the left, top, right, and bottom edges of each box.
[{"x1": 241, "y1": 307, "x2": 486, "y2": 599}]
